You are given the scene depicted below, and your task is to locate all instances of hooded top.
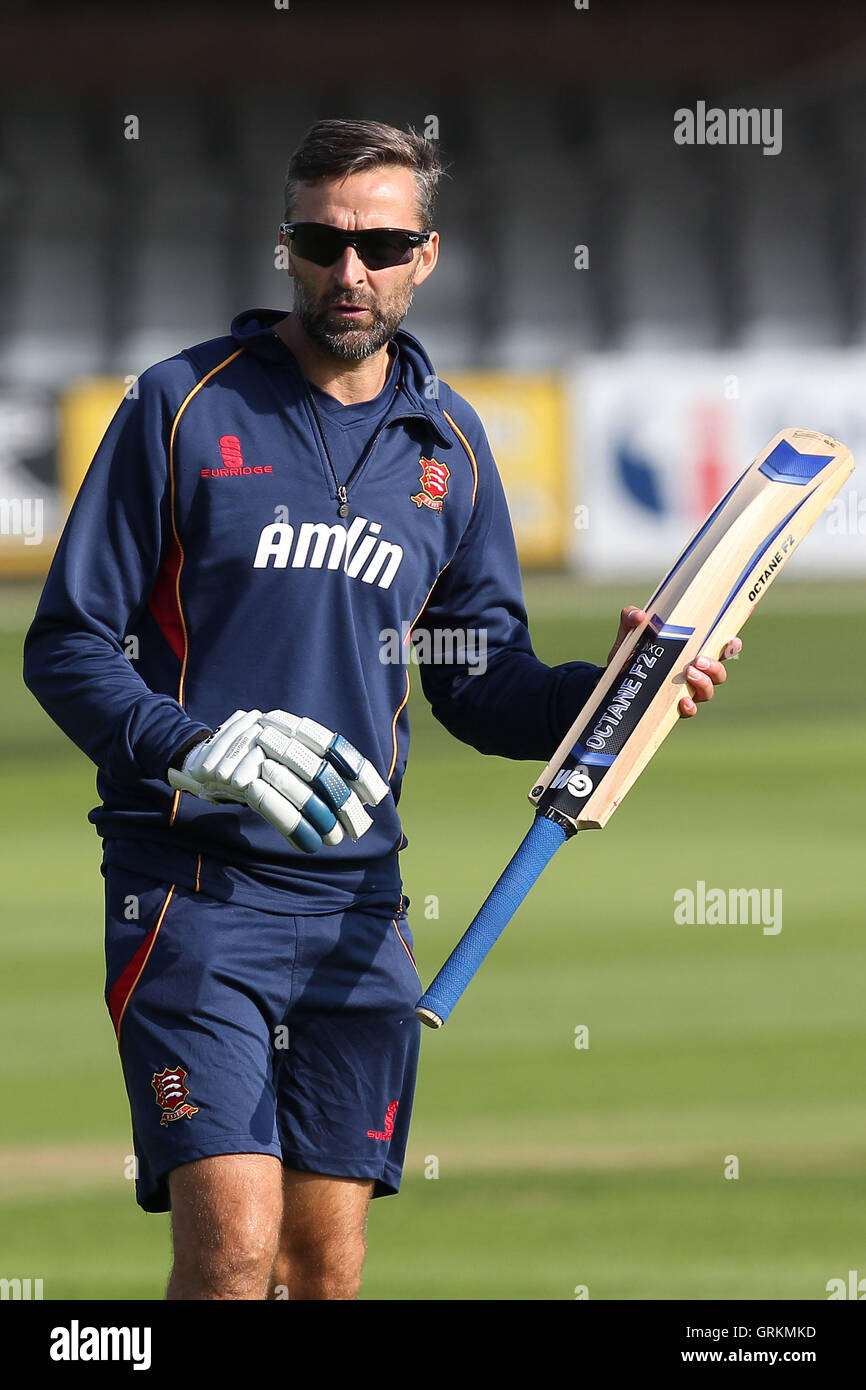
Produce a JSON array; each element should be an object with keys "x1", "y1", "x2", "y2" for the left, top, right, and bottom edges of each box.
[{"x1": 23, "y1": 310, "x2": 601, "y2": 914}]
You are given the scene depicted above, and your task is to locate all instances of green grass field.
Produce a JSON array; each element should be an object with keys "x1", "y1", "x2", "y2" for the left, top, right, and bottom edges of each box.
[{"x1": 1, "y1": 577, "x2": 864, "y2": 1300}]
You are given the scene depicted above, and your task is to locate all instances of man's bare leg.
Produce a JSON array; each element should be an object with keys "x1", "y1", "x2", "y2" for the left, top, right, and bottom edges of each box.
[
  {"x1": 269, "y1": 1170, "x2": 374, "y2": 1300},
  {"x1": 166, "y1": 1153, "x2": 283, "y2": 1300}
]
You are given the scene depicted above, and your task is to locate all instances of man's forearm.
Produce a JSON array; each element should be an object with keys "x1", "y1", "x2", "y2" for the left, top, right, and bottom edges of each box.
[
  {"x1": 420, "y1": 650, "x2": 603, "y2": 762},
  {"x1": 23, "y1": 620, "x2": 211, "y2": 785}
]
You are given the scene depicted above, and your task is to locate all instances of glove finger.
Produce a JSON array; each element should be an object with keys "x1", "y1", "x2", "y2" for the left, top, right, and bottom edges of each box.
[
  {"x1": 298, "y1": 759, "x2": 371, "y2": 837},
  {"x1": 257, "y1": 731, "x2": 354, "y2": 823},
  {"x1": 260, "y1": 709, "x2": 304, "y2": 741},
  {"x1": 244, "y1": 778, "x2": 323, "y2": 854},
  {"x1": 334, "y1": 789, "x2": 373, "y2": 841},
  {"x1": 293, "y1": 716, "x2": 339, "y2": 757},
  {"x1": 322, "y1": 823, "x2": 344, "y2": 846},
  {"x1": 200, "y1": 708, "x2": 256, "y2": 760},
  {"x1": 257, "y1": 726, "x2": 322, "y2": 781},
  {"x1": 211, "y1": 708, "x2": 251, "y2": 739},
  {"x1": 228, "y1": 744, "x2": 266, "y2": 793},
  {"x1": 310, "y1": 730, "x2": 389, "y2": 806},
  {"x1": 262, "y1": 711, "x2": 337, "y2": 758},
  {"x1": 328, "y1": 737, "x2": 389, "y2": 805},
  {"x1": 260, "y1": 713, "x2": 388, "y2": 806},
  {"x1": 293, "y1": 722, "x2": 389, "y2": 806},
  {"x1": 260, "y1": 759, "x2": 338, "y2": 836},
  {"x1": 168, "y1": 767, "x2": 222, "y2": 802},
  {"x1": 263, "y1": 742, "x2": 368, "y2": 838},
  {"x1": 198, "y1": 709, "x2": 263, "y2": 779},
  {"x1": 349, "y1": 762, "x2": 390, "y2": 805}
]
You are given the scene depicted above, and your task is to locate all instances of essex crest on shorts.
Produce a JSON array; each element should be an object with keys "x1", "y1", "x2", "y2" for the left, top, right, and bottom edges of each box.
[{"x1": 151, "y1": 1066, "x2": 199, "y2": 1126}]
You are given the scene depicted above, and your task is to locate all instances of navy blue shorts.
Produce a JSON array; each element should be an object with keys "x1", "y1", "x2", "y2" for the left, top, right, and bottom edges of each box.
[{"x1": 103, "y1": 868, "x2": 422, "y2": 1213}]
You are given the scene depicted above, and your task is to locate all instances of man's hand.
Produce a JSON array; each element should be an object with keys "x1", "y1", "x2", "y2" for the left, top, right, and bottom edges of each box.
[
  {"x1": 608, "y1": 607, "x2": 743, "y2": 717},
  {"x1": 167, "y1": 708, "x2": 390, "y2": 852}
]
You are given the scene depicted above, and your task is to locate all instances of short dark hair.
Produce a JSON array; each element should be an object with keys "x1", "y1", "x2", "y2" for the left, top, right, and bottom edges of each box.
[{"x1": 284, "y1": 119, "x2": 443, "y2": 230}]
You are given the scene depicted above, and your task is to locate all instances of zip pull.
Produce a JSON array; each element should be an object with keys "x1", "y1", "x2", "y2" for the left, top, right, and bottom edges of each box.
[{"x1": 337, "y1": 485, "x2": 350, "y2": 519}]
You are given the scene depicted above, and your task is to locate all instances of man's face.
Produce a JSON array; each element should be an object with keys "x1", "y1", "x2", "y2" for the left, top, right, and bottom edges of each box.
[{"x1": 282, "y1": 165, "x2": 439, "y2": 360}]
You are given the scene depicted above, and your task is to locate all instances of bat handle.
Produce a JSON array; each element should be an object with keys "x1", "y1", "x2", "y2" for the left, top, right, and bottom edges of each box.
[{"x1": 414, "y1": 815, "x2": 571, "y2": 1029}]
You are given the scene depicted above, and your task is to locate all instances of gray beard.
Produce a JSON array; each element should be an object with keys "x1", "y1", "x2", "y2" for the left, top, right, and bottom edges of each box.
[{"x1": 292, "y1": 282, "x2": 414, "y2": 361}]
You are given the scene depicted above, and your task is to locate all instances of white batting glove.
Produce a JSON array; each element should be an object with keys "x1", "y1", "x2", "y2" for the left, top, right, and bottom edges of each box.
[
  {"x1": 167, "y1": 708, "x2": 390, "y2": 854},
  {"x1": 167, "y1": 709, "x2": 263, "y2": 805}
]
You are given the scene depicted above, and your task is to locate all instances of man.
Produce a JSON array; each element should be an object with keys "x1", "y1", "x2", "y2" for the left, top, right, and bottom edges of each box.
[{"x1": 23, "y1": 119, "x2": 735, "y2": 1300}]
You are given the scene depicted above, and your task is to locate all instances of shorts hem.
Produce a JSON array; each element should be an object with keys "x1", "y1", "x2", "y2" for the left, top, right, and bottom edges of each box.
[
  {"x1": 136, "y1": 1140, "x2": 406, "y2": 1212},
  {"x1": 279, "y1": 1149, "x2": 404, "y2": 1198},
  {"x1": 136, "y1": 1135, "x2": 283, "y2": 1213}
]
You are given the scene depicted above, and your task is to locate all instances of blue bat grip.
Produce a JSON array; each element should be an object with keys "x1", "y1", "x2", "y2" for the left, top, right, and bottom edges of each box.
[{"x1": 415, "y1": 815, "x2": 569, "y2": 1028}]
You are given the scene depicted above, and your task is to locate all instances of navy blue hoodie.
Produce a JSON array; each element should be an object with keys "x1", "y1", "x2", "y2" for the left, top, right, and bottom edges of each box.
[{"x1": 23, "y1": 310, "x2": 601, "y2": 914}]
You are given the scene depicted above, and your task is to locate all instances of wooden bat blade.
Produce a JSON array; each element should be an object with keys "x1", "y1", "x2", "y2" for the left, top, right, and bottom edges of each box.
[
  {"x1": 529, "y1": 427, "x2": 854, "y2": 831},
  {"x1": 417, "y1": 426, "x2": 853, "y2": 1029}
]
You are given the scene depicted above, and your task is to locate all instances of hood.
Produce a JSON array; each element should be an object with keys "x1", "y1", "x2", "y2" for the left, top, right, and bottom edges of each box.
[{"x1": 230, "y1": 308, "x2": 453, "y2": 447}]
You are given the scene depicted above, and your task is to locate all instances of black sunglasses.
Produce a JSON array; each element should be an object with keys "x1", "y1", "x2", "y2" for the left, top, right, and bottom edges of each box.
[{"x1": 279, "y1": 221, "x2": 430, "y2": 271}]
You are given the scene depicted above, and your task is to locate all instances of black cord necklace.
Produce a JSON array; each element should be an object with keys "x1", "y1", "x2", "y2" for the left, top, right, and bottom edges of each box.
[
  {"x1": 305, "y1": 386, "x2": 350, "y2": 517},
  {"x1": 303, "y1": 349, "x2": 398, "y2": 520}
]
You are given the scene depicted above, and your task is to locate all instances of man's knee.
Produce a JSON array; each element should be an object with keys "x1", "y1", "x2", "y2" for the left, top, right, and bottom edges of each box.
[
  {"x1": 270, "y1": 1170, "x2": 374, "y2": 1300},
  {"x1": 275, "y1": 1230, "x2": 367, "y2": 1299},
  {"x1": 167, "y1": 1153, "x2": 283, "y2": 1300},
  {"x1": 170, "y1": 1236, "x2": 280, "y2": 1300}
]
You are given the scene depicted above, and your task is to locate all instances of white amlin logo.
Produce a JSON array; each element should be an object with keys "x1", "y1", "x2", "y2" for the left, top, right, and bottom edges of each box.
[
  {"x1": 50, "y1": 1320, "x2": 152, "y2": 1371},
  {"x1": 253, "y1": 517, "x2": 403, "y2": 589}
]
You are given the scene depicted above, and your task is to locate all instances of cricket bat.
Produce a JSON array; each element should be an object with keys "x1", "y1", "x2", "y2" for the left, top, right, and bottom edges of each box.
[{"x1": 415, "y1": 427, "x2": 854, "y2": 1029}]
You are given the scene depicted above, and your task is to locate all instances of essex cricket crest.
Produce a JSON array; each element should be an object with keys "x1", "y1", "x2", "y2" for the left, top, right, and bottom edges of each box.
[
  {"x1": 152, "y1": 1066, "x2": 199, "y2": 1126},
  {"x1": 411, "y1": 457, "x2": 450, "y2": 512}
]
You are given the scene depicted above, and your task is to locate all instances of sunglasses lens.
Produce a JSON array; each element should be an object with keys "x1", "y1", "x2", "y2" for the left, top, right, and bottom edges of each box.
[
  {"x1": 359, "y1": 232, "x2": 415, "y2": 270},
  {"x1": 290, "y1": 225, "x2": 345, "y2": 267},
  {"x1": 287, "y1": 225, "x2": 420, "y2": 270}
]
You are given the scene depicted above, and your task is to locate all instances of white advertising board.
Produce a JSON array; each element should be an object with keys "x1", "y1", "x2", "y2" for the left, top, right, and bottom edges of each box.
[{"x1": 571, "y1": 354, "x2": 866, "y2": 578}]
